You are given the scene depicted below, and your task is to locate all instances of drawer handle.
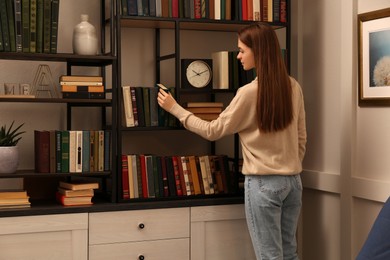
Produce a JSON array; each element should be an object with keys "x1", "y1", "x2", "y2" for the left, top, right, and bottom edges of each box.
[
  {"x1": 138, "y1": 254, "x2": 145, "y2": 260},
  {"x1": 138, "y1": 223, "x2": 145, "y2": 229}
]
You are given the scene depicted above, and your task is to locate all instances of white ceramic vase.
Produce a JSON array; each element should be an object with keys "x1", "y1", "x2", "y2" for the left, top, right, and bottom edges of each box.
[
  {"x1": 0, "y1": 146, "x2": 19, "y2": 174},
  {"x1": 72, "y1": 14, "x2": 98, "y2": 55}
]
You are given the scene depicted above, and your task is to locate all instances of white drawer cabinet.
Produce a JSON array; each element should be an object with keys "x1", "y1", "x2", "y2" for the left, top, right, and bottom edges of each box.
[
  {"x1": 89, "y1": 207, "x2": 190, "y2": 260},
  {"x1": 191, "y1": 204, "x2": 256, "y2": 260},
  {"x1": 0, "y1": 213, "x2": 88, "y2": 260}
]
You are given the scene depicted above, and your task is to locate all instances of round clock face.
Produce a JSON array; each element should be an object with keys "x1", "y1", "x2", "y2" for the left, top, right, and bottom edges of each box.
[{"x1": 186, "y1": 60, "x2": 212, "y2": 88}]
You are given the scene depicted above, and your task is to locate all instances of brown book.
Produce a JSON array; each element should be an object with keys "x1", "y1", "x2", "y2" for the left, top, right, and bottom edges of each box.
[
  {"x1": 57, "y1": 187, "x2": 94, "y2": 197},
  {"x1": 0, "y1": 197, "x2": 30, "y2": 205},
  {"x1": 188, "y1": 156, "x2": 202, "y2": 195},
  {"x1": 56, "y1": 192, "x2": 93, "y2": 206},
  {"x1": 185, "y1": 102, "x2": 224, "y2": 108},
  {"x1": 59, "y1": 75, "x2": 103, "y2": 82},
  {"x1": 61, "y1": 85, "x2": 104, "y2": 93},
  {"x1": 34, "y1": 130, "x2": 50, "y2": 173},
  {"x1": 161, "y1": 0, "x2": 169, "y2": 17},
  {"x1": 176, "y1": 156, "x2": 187, "y2": 196},
  {"x1": 186, "y1": 107, "x2": 223, "y2": 113},
  {"x1": 59, "y1": 181, "x2": 99, "y2": 191},
  {"x1": 0, "y1": 190, "x2": 28, "y2": 199}
]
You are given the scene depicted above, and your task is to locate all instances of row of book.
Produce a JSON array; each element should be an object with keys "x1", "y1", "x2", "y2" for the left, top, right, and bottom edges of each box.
[
  {"x1": 56, "y1": 181, "x2": 99, "y2": 206},
  {"x1": 34, "y1": 130, "x2": 111, "y2": 174},
  {"x1": 0, "y1": 0, "x2": 60, "y2": 53},
  {"x1": 212, "y1": 50, "x2": 256, "y2": 90},
  {"x1": 60, "y1": 75, "x2": 105, "y2": 99},
  {"x1": 120, "y1": 0, "x2": 287, "y2": 22},
  {"x1": 122, "y1": 85, "x2": 178, "y2": 128},
  {"x1": 121, "y1": 154, "x2": 238, "y2": 200},
  {"x1": 0, "y1": 190, "x2": 30, "y2": 209}
]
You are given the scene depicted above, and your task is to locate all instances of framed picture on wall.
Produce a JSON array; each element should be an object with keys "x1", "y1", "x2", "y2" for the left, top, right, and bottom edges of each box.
[{"x1": 358, "y1": 8, "x2": 390, "y2": 106}]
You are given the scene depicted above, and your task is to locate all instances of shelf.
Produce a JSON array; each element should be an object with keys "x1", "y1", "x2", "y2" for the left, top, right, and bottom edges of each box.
[
  {"x1": 120, "y1": 16, "x2": 287, "y2": 31},
  {"x1": 0, "y1": 97, "x2": 112, "y2": 105},
  {"x1": 0, "y1": 169, "x2": 111, "y2": 178},
  {"x1": 0, "y1": 52, "x2": 116, "y2": 66}
]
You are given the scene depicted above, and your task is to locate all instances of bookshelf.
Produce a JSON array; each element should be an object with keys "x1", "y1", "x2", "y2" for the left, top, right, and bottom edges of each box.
[
  {"x1": 0, "y1": 0, "x2": 117, "y2": 205},
  {"x1": 115, "y1": 0, "x2": 290, "y2": 203}
]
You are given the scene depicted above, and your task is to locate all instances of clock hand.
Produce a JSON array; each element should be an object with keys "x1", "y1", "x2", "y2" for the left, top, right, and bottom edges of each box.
[
  {"x1": 198, "y1": 70, "x2": 209, "y2": 75},
  {"x1": 192, "y1": 69, "x2": 200, "y2": 76}
]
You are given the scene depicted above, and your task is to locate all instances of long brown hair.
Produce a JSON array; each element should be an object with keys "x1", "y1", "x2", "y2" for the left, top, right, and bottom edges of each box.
[{"x1": 238, "y1": 23, "x2": 293, "y2": 133}]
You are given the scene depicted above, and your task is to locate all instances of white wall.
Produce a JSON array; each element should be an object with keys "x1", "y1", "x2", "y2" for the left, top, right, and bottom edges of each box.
[{"x1": 295, "y1": 0, "x2": 390, "y2": 259}]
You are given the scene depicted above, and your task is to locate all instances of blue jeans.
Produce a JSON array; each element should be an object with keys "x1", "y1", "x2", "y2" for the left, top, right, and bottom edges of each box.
[{"x1": 245, "y1": 174, "x2": 302, "y2": 260}]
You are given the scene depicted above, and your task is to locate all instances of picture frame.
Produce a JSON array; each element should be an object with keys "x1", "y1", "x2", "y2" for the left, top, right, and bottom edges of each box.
[{"x1": 358, "y1": 8, "x2": 390, "y2": 106}]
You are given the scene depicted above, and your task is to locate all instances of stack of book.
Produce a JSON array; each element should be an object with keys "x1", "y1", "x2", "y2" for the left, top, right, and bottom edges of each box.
[
  {"x1": 184, "y1": 102, "x2": 224, "y2": 121},
  {"x1": 0, "y1": 190, "x2": 30, "y2": 209},
  {"x1": 56, "y1": 181, "x2": 99, "y2": 206},
  {"x1": 60, "y1": 75, "x2": 105, "y2": 99}
]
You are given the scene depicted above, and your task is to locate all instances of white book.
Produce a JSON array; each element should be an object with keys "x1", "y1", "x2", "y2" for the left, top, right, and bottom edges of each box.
[
  {"x1": 69, "y1": 131, "x2": 76, "y2": 173},
  {"x1": 214, "y1": 0, "x2": 220, "y2": 20},
  {"x1": 199, "y1": 156, "x2": 211, "y2": 195},
  {"x1": 203, "y1": 155, "x2": 215, "y2": 194},
  {"x1": 75, "y1": 130, "x2": 83, "y2": 173},
  {"x1": 122, "y1": 86, "x2": 135, "y2": 127},
  {"x1": 253, "y1": 0, "x2": 260, "y2": 21},
  {"x1": 180, "y1": 156, "x2": 192, "y2": 196}
]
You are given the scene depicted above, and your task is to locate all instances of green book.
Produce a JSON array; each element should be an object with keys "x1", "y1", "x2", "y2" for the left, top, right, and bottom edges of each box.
[
  {"x1": 35, "y1": 0, "x2": 43, "y2": 52},
  {"x1": 50, "y1": 0, "x2": 59, "y2": 53},
  {"x1": 61, "y1": 130, "x2": 70, "y2": 173},
  {"x1": 5, "y1": 0, "x2": 15, "y2": 52},
  {"x1": 142, "y1": 87, "x2": 151, "y2": 127},
  {"x1": 0, "y1": 0, "x2": 11, "y2": 52},
  {"x1": 0, "y1": 17, "x2": 4, "y2": 51},
  {"x1": 55, "y1": 130, "x2": 62, "y2": 173},
  {"x1": 82, "y1": 130, "x2": 90, "y2": 172},
  {"x1": 21, "y1": 0, "x2": 30, "y2": 52},
  {"x1": 14, "y1": 0, "x2": 22, "y2": 52},
  {"x1": 29, "y1": 0, "x2": 37, "y2": 53},
  {"x1": 42, "y1": 0, "x2": 51, "y2": 53}
]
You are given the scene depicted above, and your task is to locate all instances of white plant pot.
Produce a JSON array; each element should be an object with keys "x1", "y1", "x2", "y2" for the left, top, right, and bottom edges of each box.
[{"x1": 0, "y1": 146, "x2": 19, "y2": 174}]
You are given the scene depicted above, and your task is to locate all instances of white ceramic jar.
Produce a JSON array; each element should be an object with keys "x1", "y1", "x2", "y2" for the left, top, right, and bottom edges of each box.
[{"x1": 72, "y1": 14, "x2": 98, "y2": 55}]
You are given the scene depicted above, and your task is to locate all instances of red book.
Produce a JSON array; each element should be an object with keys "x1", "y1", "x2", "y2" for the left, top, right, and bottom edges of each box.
[
  {"x1": 121, "y1": 155, "x2": 130, "y2": 199},
  {"x1": 241, "y1": 0, "x2": 248, "y2": 21},
  {"x1": 171, "y1": 156, "x2": 183, "y2": 196},
  {"x1": 280, "y1": 0, "x2": 287, "y2": 22},
  {"x1": 194, "y1": 0, "x2": 201, "y2": 19},
  {"x1": 34, "y1": 130, "x2": 50, "y2": 173},
  {"x1": 139, "y1": 154, "x2": 149, "y2": 198},
  {"x1": 160, "y1": 156, "x2": 169, "y2": 197},
  {"x1": 247, "y1": 0, "x2": 253, "y2": 20},
  {"x1": 171, "y1": 0, "x2": 179, "y2": 17},
  {"x1": 56, "y1": 192, "x2": 93, "y2": 206}
]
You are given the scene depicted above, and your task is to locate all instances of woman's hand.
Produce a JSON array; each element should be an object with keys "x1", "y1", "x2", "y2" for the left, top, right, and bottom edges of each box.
[{"x1": 157, "y1": 88, "x2": 177, "y2": 112}]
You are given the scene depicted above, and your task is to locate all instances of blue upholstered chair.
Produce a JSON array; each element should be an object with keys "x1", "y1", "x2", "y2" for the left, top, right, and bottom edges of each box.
[{"x1": 356, "y1": 197, "x2": 390, "y2": 260}]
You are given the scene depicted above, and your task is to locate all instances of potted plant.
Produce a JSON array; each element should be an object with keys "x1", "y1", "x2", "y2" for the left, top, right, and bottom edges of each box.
[{"x1": 0, "y1": 121, "x2": 25, "y2": 174}]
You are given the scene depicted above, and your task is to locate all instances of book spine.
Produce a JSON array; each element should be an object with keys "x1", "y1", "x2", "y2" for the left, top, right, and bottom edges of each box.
[
  {"x1": 5, "y1": 0, "x2": 16, "y2": 51},
  {"x1": 181, "y1": 156, "x2": 192, "y2": 196},
  {"x1": 55, "y1": 130, "x2": 62, "y2": 172},
  {"x1": 127, "y1": 0, "x2": 138, "y2": 15},
  {"x1": 61, "y1": 130, "x2": 69, "y2": 173},
  {"x1": 75, "y1": 131, "x2": 83, "y2": 173},
  {"x1": 104, "y1": 130, "x2": 111, "y2": 171},
  {"x1": 34, "y1": 130, "x2": 50, "y2": 173},
  {"x1": 121, "y1": 0, "x2": 128, "y2": 15},
  {"x1": 82, "y1": 130, "x2": 90, "y2": 172},
  {"x1": 49, "y1": 130, "x2": 56, "y2": 173},
  {"x1": 172, "y1": 156, "x2": 183, "y2": 196},
  {"x1": 0, "y1": 7, "x2": 4, "y2": 51},
  {"x1": 98, "y1": 130, "x2": 104, "y2": 171},
  {"x1": 121, "y1": 154, "x2": 130, "y2": 199},
  {"x1": 89, "y1": 130, "x2": 95, "y2": 172},
  {"x1": 29, "y1": 0, "x2": 37, "y2": 52},
  {"x1": 35, "y1": 0, "x2": 43, "y2": 52},
  {"x1": 50, "y1": 0, "x2": 59, "y2": 53},
  {"x1": 0, "y1": 0, "x2": 11, "y2": 51},
  {"x1": 139, "y1": 154, "x2": 148, "y2": 198},
  {"x1": 127, "y1": 155, "x2": 135, "y2": 198},
  {"x1": 68, "y1": 130, "x2": 76, "y2": 173},
  {"x1": 131, "y1": 155, "x2": 139, "y2": 198},
  {"x1": 130, "y1": 87, "x2": 139, "y2": 126},
  {"x1": 21, "y1": 0, "x2": 29, "y2": 52},
  {"x1": 42, "y1": 0, "x2": 51, "y2": 53}
]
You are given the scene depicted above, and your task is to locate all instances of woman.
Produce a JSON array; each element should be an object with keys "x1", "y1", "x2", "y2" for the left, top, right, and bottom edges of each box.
[{"x1": 157, "y1": 23, "x2": 306, "y2": 260}]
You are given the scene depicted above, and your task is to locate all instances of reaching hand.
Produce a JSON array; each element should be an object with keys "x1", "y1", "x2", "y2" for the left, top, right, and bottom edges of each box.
[{"x1": 157, "y1": 88, "x2": 177, "y2": 112}]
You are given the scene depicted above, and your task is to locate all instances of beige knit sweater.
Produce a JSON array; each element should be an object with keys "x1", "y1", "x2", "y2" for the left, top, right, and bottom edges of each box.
[{"x1": 169, "y1": 77, "x2": 307, "y2": 175}]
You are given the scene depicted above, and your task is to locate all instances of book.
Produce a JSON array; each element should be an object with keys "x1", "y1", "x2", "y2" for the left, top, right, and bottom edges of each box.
[
  {"x1": 5, "y1": 0, "x2": 16, "y2": 52},
  {"x1": 14, "y1": 0, "x2": 22, "y2": 52},
  {"x1": 135, "y1": 87, "x2": 145, "y2": 126},
  {"x1": 36, "y1": 0, "x2": 43, "y2": 52},
  {"x1": 139, "y1": 154, "x2": 148, "y2": 198},
  {"x1": 98, "y1": 130, "x2": 104, "y2": 171},
  {"x1": 60, "y1": 81, "x2": 103, "y2": 86},
  {"x1": 176, "y1": 155, "x2": 187, "y2": 196},
  {"x1": 149, "y1": 87, "x2": 159, "y2": 126},
  {"x1": 75, "y1": 130, "x2": 83, "y2": 172},
  {"x1": 59, "y1": 75, "x2": 103, "y2": 82},
  {"x1": 55, "y1": 130, "x2": 62, "y2": 172},
  {"x1": 188, "y1": 155, "x2": 202, "y2": 195},
  {"x1": 30, "y1": 0, "x2": 37, "y2": 52},
  {"x1": 172, "y1": 156, "x2": 183, "y2": 196},
  {"x1": 59, "y1": 181, "x2": 99, "y2": 191},
  {"x1": 130, "y1": 155, "x2": 139, "y2": 198},
  {"x1": 82, "y1": 130, "x2": 90, "y2": 172},
  {"x1": 89, "y1": 130, "x2": 96, "y2": 171},
  {"x1": 104, "y1": 130, "x2": 111, "y2": 171},
  {"x1": 121, "y1": 154, "x2": 130, "y2": 199},
  {"x1": 0, "y1": 190, "x2": 28, "y2": 199},
  {"x1": 145, "y1": 155, "x2": 155, "y2": 198},
  {"x1": 0, "y1": 197, "x2": 30, "y2": 205},
  {"x1": 42, "y1": 0, "x2": 51, "y2": 53},
  {"x1": 122, "y1": 86, "x2": 135, "y2": 127},
  {"x1": 129, "y1": 86, "x2": 139, "y2": 126},
  {"x1": 57, "y1": 187, "x2": 94, "y2": 197},
  {"x1": 49, "y1": 130, "x2": 56, "y2": 173},
  {"x1": 62, "y1": 92, "x2": 104, "y2": 99},
  {"x1": 50, "y1": 0, "x2": 60, "y2": 53},
  {"x1": 128, "y1": 0, "x2": 138, "y2": 15},
  {"x1": 165, "y1": 156, "x2": 176, "y2": 197},
  {"x1": 160, "y1": 156, "x2": 169, "y2": 197},
  {"x1": 0, "y1": 0, "x2": 10, "y2": 51},
  {"x1": 142, "y1": 87, "x2": 151, "y2": 127},
  {"x1": 180, "y1": 156, "x2": 192, "y2": 196},
  {"x1": 56, "y1": 192, "x2": 93, "y2": 206},
  {"x1": 198, "y1": 155, "x2": 211, "y2": 194},
  {"x1": 34, "y1": 130, "x2": 50, "y2": 173},
  {"x1": 61, "y1": 130, "x2": 69, "y2": 173},
  {"x1": 127, "y1": 154, "x2": 135, "y2": 198},
  {"x1": 185, "y1": 102, "x2": 224, "y2": 108},
  {"x1": 69, "y1": 130, "x2": 76, "y2": 172}
]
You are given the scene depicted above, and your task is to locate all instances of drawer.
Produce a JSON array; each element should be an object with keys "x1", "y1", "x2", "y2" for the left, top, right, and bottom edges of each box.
[
  {"x1": 89, "y1": 238, "x2": 189, "y2": 260},
  {"x1": 89, "y1": 207, "x2": 190, "y2": 244}
]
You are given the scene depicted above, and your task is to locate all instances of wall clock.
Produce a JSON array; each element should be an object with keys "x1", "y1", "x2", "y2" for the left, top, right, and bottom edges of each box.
[{"x1": 181, "y1": 59, "x2": 213, "y2": 89}]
